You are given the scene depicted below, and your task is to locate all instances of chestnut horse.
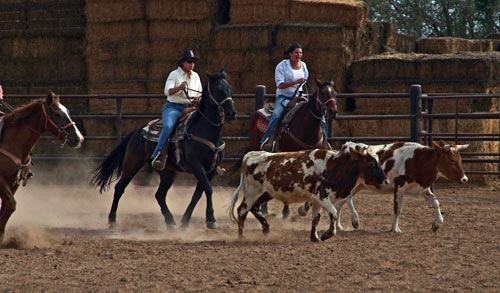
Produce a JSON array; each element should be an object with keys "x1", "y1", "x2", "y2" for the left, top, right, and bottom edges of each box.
[
  {"x1": 91, "y1": 70, "x2": 236, "y2": 229},
  {"x1": 247, "y1": 79, "x2": 338, "y2": 217},
  {"x1": 0, "y1": 90, "x2": 84, "y2": 242}
]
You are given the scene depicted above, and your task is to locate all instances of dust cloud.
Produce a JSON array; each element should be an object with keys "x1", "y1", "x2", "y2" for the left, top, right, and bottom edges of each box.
[{"x1": 5, "y1": 173, "x2": 312, "y2": 248}]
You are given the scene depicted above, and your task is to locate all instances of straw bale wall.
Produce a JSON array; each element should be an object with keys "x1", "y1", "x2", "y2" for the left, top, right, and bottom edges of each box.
[{"x1": 0, "y1": 0, "x2": 86, "y2": 94}]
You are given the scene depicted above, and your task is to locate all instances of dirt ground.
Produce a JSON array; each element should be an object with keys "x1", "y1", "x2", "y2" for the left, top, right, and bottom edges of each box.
[{"x1": 1, "y1": 176, "x2": 499, "y2": 292}]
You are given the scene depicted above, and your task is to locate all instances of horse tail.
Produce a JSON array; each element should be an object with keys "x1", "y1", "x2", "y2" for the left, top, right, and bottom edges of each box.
[
  {"x1": 228, "y1": 172, "x2": 244, "y2": 224},
  {"x1": 90, "y1": 130, "x2": 136, "y2": 193}
]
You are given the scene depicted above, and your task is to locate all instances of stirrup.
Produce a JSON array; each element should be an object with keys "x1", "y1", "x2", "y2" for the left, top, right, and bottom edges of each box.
[
  {"x1": 151, "y1": 153, "x2": 167, "y2": 171},
  {"x1": 260, "y1": 137, "x2": 270, "y2": 151}
]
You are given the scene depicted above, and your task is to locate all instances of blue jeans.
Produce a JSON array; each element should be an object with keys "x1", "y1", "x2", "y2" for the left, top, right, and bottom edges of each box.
[
  {"x1": 151, "y1": 102, "x2": 185, "y2": 159},
  {"x1": 260, "y1": 95, "x2": 328, "y2": 143},
  {"x1": 261, "y1": 95, "x2": 290, "y2": 143}
]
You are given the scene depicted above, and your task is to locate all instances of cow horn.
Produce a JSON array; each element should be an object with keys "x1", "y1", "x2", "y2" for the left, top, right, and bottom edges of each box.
[{"x1": 455, "y1": 144, "x2": 469, "y2": 151}]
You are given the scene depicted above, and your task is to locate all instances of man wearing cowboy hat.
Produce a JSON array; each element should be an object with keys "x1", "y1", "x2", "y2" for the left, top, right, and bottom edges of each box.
[{"x1": 151, "y1": 49, "x2": 202, "y2": 171}]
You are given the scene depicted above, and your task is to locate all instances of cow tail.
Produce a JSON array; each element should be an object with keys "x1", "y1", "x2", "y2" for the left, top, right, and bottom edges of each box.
[{"x1": 228, "y1": 173, "x2": 243, "y2": 223}]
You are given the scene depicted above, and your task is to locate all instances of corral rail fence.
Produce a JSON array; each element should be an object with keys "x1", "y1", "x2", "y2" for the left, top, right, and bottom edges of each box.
[{"x1": 3, "y1": 84, "x2": 499, "y2": 177}]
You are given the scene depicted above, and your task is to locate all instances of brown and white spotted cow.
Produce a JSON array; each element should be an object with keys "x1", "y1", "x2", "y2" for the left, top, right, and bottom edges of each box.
[
  {"x1": 301, "y1": 141, "x2": 468, "y2": 233},
  {"x1": 228, "y1": 143, "x2": 388, "y2": 242}
]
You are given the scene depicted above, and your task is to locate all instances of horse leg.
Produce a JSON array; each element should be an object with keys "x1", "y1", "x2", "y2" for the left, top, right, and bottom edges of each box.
[
  {"x1": 181, "y1": 169, "x2": 216, "y2": 229},
  {"x1": 108, "y1": 155, "x2": 144, "y2": 226},
  {"x1": 0, "y1": 187, "x2": 16, "y2": 243},
  {"x1": 180, "y1": 181, "x2": 204, "y2": 228},
  {"x1": 155, "y1": 170, "x2": 176, "y2": 228}
]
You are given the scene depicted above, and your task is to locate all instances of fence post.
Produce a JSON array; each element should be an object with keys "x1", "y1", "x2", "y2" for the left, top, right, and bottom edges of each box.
[
  {"x1": 410, "y1": 84, "x2": 422, "y2": 142},
  {"x1": 255, "y1": 85, "x2": 266, "y2": 110}
]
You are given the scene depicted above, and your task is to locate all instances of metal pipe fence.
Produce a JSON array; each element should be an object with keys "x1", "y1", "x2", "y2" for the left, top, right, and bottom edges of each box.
[{"x1": 3, "y1": 84, "x2": 499, "y2": 176}]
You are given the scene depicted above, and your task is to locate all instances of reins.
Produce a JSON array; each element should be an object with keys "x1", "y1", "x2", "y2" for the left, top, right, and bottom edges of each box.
[{"x1": 192, "y1": 82, "x2": 233, "y2": 127}]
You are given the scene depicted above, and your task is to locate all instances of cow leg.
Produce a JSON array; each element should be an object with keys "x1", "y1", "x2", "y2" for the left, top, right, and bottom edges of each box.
[
  {"x1": 251, "y1": 194, "x2": 272, "y2": 235},
  {"x1": 310, "y1": 204, "x2": 322, "y2": 242},
  {"x1": 391, "y1": 191, "x2": 404, "y2": 233},
  {"x1": 236, "y1": 201, "x2": 250, "y2": 239},
  {"x1": 250, "y1": 204, "x2": 270, "y2": 235},
  {"x1": 346, "y1": 196, "x2": 360, "y2": 229},
  {"x1": 333, "y1": 198, "x2": 346, "y2": 231},
  {"x1": 423, "y1": 187, "x2": 443, "y2": 232},
  {"x1": 320, "y1": 210, "x2": 336, "y2": 241}
]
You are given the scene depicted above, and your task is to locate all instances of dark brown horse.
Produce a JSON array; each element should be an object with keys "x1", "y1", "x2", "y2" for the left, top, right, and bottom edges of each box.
[
  {"x1": 0, "y1": 90, "x2": 84, "y2": 242},
  {"x1": 91, "y1": 70, "x2": 236, "y2": 229},
  {"x1": 247, "y1": 79, "x2": 338, "y2": 217}
]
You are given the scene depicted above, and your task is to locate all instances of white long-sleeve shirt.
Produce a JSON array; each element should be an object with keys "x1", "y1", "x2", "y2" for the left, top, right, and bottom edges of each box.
[{"x1": 164, "y1": 67, "x2": 202, "y2": 105}]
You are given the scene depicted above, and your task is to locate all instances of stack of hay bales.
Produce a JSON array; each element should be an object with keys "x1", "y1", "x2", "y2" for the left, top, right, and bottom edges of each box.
[
  {"x1": 211, "y1": 0, "x2": 369, "y2": 157},
  {"x1": 85, "y1": 0, "x2": 216, "y2": 154},
  {"x1": 0, "y1": 0, "x2": 86, "y2": 95}
]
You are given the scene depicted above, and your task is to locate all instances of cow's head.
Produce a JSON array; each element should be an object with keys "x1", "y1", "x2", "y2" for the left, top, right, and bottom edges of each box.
[
  {"x1": 434, "y1": 140, "x2": 469, "y2": 184},
  {"x1": 343, "y1": 142, "x2": 388, "y2": 187}
]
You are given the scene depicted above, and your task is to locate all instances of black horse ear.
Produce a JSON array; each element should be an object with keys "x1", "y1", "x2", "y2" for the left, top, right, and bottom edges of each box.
[{"x1": 315, "y1": 78, "x2": 322, "y2": 87}]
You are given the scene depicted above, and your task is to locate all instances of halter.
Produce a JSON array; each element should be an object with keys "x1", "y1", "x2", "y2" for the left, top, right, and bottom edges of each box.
[
  {"x1": 41, "y1": 101, "x2": 76, "y2": 145},
  {"x1": 197, "y1": 82, "x2": 234, "y2": 127}
]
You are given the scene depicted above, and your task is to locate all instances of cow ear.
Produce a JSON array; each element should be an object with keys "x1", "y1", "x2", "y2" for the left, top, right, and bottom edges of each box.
[
  {"x1": 456, "y1": 144, "x2": 469, "y2": 151},
  {"x1": 432, "y1": 140, "x2": 446, "y2": 150}
]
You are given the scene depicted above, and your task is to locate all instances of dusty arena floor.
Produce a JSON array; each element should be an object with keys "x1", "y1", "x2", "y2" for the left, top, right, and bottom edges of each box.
[{"x1": 1, "y1": 178, "x2": 499, "y2": 292}]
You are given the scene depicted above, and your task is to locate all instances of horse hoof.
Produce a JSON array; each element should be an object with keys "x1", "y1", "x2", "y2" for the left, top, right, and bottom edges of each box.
[
  {"x1": 206, "y1": 221, "x2": 218, "y2": 229},
  {"x1": 298, "y1": 206, "x2": 308, "y2": 217}
]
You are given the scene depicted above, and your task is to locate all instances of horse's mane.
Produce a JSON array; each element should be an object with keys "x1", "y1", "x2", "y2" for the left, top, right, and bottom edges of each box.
[{"x1": 4, "y1": 98, "x2": 45, "y2": 125}]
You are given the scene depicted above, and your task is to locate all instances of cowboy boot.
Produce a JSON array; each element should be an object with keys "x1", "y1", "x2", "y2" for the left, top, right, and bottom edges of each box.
[{"x1": 151, "y1": 146, "x2": 169, "y2": 171}]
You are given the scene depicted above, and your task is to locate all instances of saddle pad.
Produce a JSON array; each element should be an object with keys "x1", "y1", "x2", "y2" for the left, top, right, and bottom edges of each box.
[
  {"x1": 256, "y1": 115, "x2": 268, "y2": 133},
  {"x1": 141, "y1": 118, "x2": 162, "y2": 142}
]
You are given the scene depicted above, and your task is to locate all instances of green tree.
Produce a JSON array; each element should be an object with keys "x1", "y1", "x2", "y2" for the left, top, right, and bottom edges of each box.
[{"x1": 364, "y1": 0, "x2": 500, "y2": 38}]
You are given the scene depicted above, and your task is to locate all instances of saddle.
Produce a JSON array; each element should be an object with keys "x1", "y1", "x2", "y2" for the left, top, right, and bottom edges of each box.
[
  {"x1": 255, "y1": 97, "x2": 308, "y2": 135},
  {"x1": 141, "y1": 107, "x2": 197, "y2": 164}
]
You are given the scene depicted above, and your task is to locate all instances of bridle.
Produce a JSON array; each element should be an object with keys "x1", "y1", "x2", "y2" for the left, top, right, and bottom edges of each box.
[
  {"x1": 309, "y1": 85, "x2": 336, "y2": 120},
  {"x1": 41, "y1": 101, "x2": 76, "y2": 146},
  {"x1": 195, "y1": 81, "x2": 234, "y2": 127}
]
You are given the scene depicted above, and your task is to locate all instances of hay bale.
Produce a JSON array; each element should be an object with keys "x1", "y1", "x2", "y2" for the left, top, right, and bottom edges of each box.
[
  {"x1": 212, "y1": 24, "x2": 273, "y2": 49},
  {"x1": 275, "y1": 23, "x2": 348, "y2": 49},
  {"x1": 147, "y1": 0, "x2": 214, "y2": 21},
  {"x1": 149, "y1": 20, "x2": 212, "y2": 40},
  {"x1": 148, "y1": 38, "x2": 198, "y2": 59},
  {"x1": 86, "y1": 21, "x2": 148, "y2": 42},
  {"x1": 88, "y1": 81, "x2": 147, "y2": 96},
  {"x1": 290, "y1": 0, "x2": 368, "y2": 27},
  {"x1": 86, "y1": 0, "x2": 144, "y2": 22},
  {"x1": 206, "y1": 48, "x2": 272, "y2": 73},
  {"x1": 229, "y1": 0, "x2": 289, "y2": 25},
  {"x1": 419, "y1": 53, "x2": 500, "y2": 82},
  {"x1": 415, "y1": 37, "x2": 489, "y2": 54}
]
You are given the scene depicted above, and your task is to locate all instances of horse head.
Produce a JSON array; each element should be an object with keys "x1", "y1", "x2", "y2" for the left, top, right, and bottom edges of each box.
[
  {"x1": 44, "y1": 90, "x2": 84, "y2": 148},
  {"x1": 314, "y1": 78, "x2": 338, "y2": 119},
  {"x1": 201, "y1": 70, "x2": 236, "y2": 123}
]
